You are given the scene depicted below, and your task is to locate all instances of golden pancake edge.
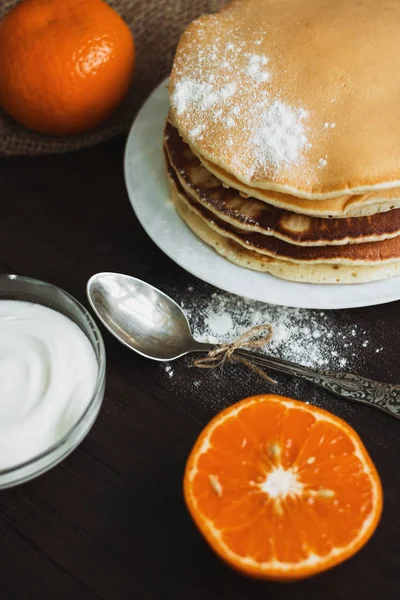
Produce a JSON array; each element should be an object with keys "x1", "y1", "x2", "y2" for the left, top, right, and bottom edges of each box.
[{"x1": 165, "y1": 123, "x2": 400, "y2": 247}]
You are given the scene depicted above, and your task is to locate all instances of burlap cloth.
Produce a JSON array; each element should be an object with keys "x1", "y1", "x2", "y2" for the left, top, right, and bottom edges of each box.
[{"x1": 0, "y1": 0, "x2": 224, "y2": 156}]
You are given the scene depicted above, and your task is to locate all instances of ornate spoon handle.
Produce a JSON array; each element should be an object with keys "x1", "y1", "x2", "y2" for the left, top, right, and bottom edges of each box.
[{"x1": 234, "y1": 349, "x2": 400, "y2": 420}]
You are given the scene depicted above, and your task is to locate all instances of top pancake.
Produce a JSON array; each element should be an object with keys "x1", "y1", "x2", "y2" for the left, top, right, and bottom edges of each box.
[{"x1": 170, "y1": 0, "x2": 400, "y2": 199}]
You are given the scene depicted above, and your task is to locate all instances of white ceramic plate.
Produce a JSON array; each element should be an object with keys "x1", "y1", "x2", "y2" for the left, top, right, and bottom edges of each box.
[{"x1": 124, "y1": 78, "x2": 400, "y2": 309}]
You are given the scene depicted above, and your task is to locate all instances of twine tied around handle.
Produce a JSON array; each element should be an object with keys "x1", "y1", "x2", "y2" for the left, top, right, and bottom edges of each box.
[{"x1": 192, "y1": 324, "x2": 276, "y2": 384}]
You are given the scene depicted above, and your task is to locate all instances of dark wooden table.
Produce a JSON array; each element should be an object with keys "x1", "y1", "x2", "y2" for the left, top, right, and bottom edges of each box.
[{"x1": 0, "y1": 135, "x2": 399, "y2": 600}]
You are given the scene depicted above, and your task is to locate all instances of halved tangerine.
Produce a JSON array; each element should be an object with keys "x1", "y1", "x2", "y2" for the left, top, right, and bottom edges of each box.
[{"x1": 184, "y1": 395, "x2": 382, "y2": 580}]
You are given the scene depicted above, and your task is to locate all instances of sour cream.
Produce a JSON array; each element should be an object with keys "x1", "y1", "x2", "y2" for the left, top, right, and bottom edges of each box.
[{"x1": 0, "y1": 300, "x2": 98, "y2": 469}]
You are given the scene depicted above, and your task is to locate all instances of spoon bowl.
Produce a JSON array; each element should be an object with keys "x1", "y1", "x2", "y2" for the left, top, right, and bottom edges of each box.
[{"x1": 87, "y1": 272, "x2": 210, "y2": 361}]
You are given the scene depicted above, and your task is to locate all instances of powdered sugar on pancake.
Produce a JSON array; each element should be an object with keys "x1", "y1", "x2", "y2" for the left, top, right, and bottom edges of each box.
[
  {"x1": 252, "y1": 101, "x2": 309, "y2": 168},
  {"x1": 189, "y1": 123, "x2": 206, "y2": 139},
  {"x1": 245, "y1": 53, "x2": 271, "y2": 83},
  {"x1": 171, "y1": 79, "x2": 237, "y2": 116},
  {"x1": 170, "y1": 0, "x2": 400, "y2": 197},
  {"x1": 172, "y1": 80, "x2": 218, "y2": 115},
  {"x1": 170, "y1": 27, "x2": 324, "y2": 180}
]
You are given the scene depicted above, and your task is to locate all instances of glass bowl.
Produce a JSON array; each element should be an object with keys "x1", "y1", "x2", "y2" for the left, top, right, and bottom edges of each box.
[{"x1": 0, "y1": 274, "x2": 106, "y2": 488}]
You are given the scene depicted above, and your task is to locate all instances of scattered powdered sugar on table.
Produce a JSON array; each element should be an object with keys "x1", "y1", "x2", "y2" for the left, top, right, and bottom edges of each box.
[
  {"x1": 205, "y1": 312, "x2": 233, "y2": 337},
  {"x1": 180, "y1": 290, "x2": 373, "y2": 369},
  {"x1": 164, "y1": 364, "x2": 174, "y2": 378}
]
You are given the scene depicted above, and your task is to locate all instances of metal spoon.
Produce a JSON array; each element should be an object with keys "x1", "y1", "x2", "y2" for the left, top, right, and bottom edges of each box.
[{"x1": 87, "y1": 272, "x2": 400, "y2": 420}]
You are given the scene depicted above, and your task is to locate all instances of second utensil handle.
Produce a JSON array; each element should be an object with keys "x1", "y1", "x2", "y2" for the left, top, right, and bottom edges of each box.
[{"x1": 234, "y1": 348, "x2": 400, "y2": 420}]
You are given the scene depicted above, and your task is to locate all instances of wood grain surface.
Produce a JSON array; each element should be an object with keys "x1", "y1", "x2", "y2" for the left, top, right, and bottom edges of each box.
[{"x1": 0, "y1": 137, "x2": 398, "y2": 599}]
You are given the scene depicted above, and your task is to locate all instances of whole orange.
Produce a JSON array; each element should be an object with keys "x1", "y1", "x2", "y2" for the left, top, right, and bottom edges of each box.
[{"x1": 0, "y1": 0, "x2": 135, "y2": 135}]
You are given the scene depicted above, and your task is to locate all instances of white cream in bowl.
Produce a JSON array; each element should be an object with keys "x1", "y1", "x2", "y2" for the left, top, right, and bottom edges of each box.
[{"x1": 0, "y1": 300, "x2": 98, "y2": 469}]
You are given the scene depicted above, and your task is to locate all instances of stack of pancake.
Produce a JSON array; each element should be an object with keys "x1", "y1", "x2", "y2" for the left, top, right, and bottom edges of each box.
[{"x1": 165, "y1": 0, "x2": 400, "y2": 284}]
